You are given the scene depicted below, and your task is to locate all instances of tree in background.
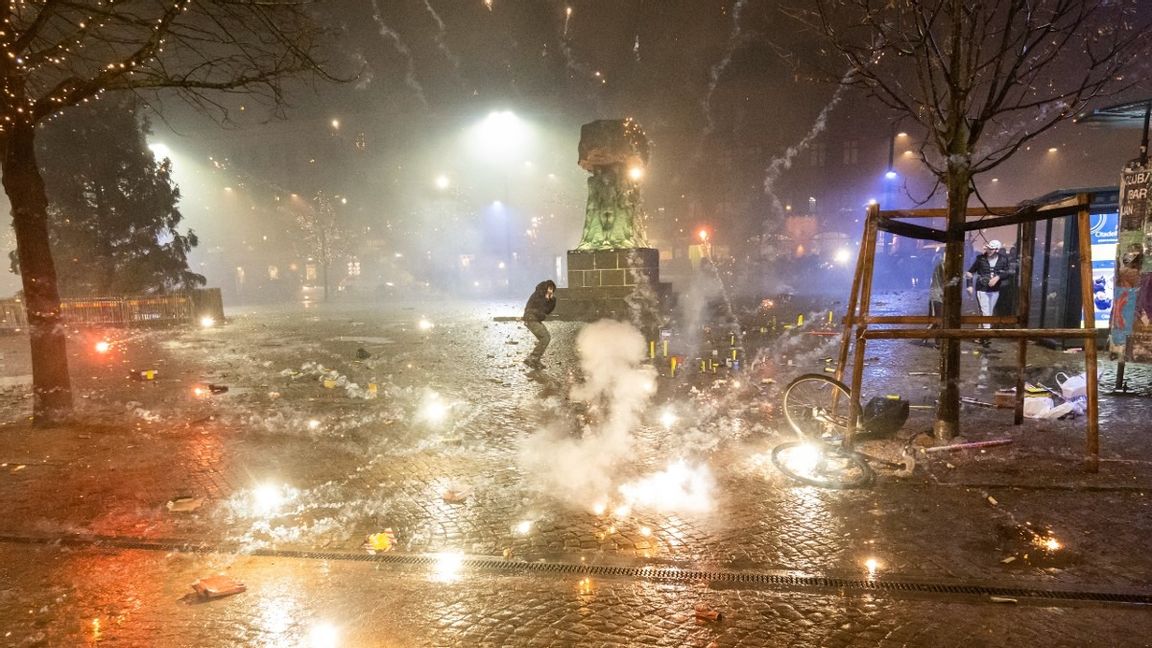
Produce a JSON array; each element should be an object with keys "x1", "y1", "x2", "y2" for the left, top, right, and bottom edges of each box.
[
  {"x1": 11, "y1": 97, "x2": 204, "y2": 296},
  {"x1": 0, "y1": 1, "x2": 330, "y2": 423},
  {"x1": 790, "y1": 0, "x2": 1150, "y2": 439}
]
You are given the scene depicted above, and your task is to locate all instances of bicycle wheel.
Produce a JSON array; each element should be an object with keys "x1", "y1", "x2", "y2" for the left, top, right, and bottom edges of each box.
[
  {"x1": 771, "y1": 440, "x2": 874, "y2": 489},
  {"x1": 782, "y1": 373, "x2": 858, "y2": 440}
]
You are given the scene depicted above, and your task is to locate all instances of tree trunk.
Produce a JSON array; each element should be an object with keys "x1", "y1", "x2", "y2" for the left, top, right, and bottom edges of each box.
[
  {"x1": 934, "y1": 168, "x2": 972, "y2": 440},
  {"x1": 2, "y1": 123, "x2": 73, "y2": 424}
]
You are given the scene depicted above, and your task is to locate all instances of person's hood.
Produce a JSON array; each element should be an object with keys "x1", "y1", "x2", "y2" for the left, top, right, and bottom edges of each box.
[{"x1": 535, "y1": 280, "x2": 556, "y2": 295}]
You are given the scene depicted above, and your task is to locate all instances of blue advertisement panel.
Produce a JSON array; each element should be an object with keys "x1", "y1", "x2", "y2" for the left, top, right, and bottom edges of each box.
[{"x1": 1089, "y1": 211, "x2": 1118, "y2": 329}]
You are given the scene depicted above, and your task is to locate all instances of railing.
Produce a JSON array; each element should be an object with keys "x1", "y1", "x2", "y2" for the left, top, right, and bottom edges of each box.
[{"x1": 0, "y1": 288, "x2": 224, "y2": 330}]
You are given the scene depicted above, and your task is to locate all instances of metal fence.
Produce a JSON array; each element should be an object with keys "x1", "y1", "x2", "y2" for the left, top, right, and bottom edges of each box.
[{"x1": 0, "y1": 288, "x2": 224, "y2": 331}]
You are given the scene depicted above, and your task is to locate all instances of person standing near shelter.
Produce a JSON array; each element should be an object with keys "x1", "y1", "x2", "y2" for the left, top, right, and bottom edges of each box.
[
  {"x1": 523, "y1": 280, "x2": 557, "y2": 369},
  {"x1": 965, "y1": 240, "x2": 1013, "y2": 347},
  {"x1": 925, "y1": 249, "x2": 946, "y2": 348}
]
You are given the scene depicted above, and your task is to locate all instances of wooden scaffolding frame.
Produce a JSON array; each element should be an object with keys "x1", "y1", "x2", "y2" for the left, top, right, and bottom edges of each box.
[{"x1": 835, "y1": 193, "x2": 1102, "y2": 471}]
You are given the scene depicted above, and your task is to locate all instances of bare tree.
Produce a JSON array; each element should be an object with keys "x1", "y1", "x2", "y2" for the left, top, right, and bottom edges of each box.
[
  {"x1": 791, "y1": 0, "x2": 1149, "y2": 439},
  {"x1": 0, "y1": 1, "x2": 332, "y2": 423}
]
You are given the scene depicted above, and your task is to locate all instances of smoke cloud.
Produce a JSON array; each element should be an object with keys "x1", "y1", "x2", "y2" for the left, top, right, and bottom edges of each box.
[{"x1": 518, "y1": 320, "x2": 657, "y2": 507}]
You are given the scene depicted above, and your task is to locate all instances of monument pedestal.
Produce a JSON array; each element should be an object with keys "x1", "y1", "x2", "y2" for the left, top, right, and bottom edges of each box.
[{"x1": 553, "y1": 248, "x2": 673, "y2": 322}]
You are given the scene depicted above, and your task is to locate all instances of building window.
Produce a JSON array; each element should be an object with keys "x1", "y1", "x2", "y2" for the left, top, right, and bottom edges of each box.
[
  {"x1": 842, "y1": 140, "x2": 859, "y2": 165},
  {"x1": 305, "y1": 263, "x2": 317, "y2": 282},
  {"x1": 810, "y1": 143, "x2": 826, "y2": 167},
  {"x1": 268, "y1": 265, "x2": 279, "y2": 280}
]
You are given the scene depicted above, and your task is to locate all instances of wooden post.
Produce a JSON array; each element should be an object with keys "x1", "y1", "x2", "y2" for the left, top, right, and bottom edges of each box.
[
  {"x1": 1014, "y1": 220, "x2": 1036, "y2": 425},
  {"x1": 1075, "y1": 194, "x2": 1100, "y2": 472},
  {"x1": 835, "y1": 210, "x2": 874, "y2": 383},
  {"x1": 847, "y1": 204, "x2": 881, "y2": 445}
]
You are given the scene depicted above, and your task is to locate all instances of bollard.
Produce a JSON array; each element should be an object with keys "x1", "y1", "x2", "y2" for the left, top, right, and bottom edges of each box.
[
  {"x1": 649, "y1": 340, "x2": 655, "y2": 359},
  {"x1": 670, "y1": 356, "x2": 679, "y2": 377},
  {"x1": 730, "y1": 334, "x2": 736, "y2": 346},
  {"x1": 662, "y1": 340, "x2": 669, "y2": 358},
  {"x1": 827, "y1": 310, "x2": 834, "y2": 323},
  {"x1": 698, "y1": 358, "x2": 706, "y2": 373},
  {"x1": 731, "y1": 347, "x2": 738, "y2": 361},
  {"x1": 797, "y1": 313, "x2": 804, "y2": 326},
  {"x1": 771, "y1": 316, "x2": 777, "y2": 331}
]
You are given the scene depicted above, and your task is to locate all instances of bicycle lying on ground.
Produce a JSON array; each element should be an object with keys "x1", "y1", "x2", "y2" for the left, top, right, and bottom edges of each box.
[{"x1": 772, "y1": 373, "x2": 915, "y2": 488}]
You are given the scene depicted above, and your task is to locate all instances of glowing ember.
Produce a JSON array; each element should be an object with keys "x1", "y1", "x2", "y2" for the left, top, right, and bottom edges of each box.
[
  {"x1": 199, "y1": 316, "x2": 216, "y2": 328},
  {"x1": 418, "y1": 393, "x2": 449, "y2": 424},
  {"x1": 618, "y1": 460, "x2": 715, "y2": 513},
  {"x1": 94, "y1": 340, "x2": 111, "y2": 354},
  {"x1": 252, "y1": 484, "x2": 292, "y2": 516},
  {"x1": 432, "y1": 551, "x2": 465, "y2": 582},
  {"x1": 417, "y1": 317, "x2": 434, "y2": 331},
  {"x1": 306, "y1": 622, "x2": 339, "y2": 648},
  {"x1": 1034, "y1": 535, "x2": 1062, "y2": 552},
  {"x1": 780, "y1": 443, "x2": 823, "y2": 475},
  {"x1": 577, "y1": 577, "x2": 593, "y2": 595}
]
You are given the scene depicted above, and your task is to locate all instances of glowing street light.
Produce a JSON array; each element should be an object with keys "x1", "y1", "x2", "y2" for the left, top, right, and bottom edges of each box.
[
  {"x1": 147, "y1": 142, "x2": 171, "y2": 159},
  {"x1": 434, "y1": 174, "x2": 450, "y2": 190},
  {"x1": 628, "y1": 166, "x2": 645, "y2": 181}
]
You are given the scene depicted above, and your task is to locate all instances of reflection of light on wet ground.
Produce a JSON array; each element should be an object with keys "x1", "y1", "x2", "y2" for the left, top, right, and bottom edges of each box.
[
  {"x1": 256, "y1": 593, "x2": 298, "y2": 641},
  {"x1": 515, "y1": 520, "x2": 533, "y2": 535},
  {"x1": 431, "y1": 552, "x2": 465, "y2": 583},
  {"x1": 864, "y1": 557, "x2": 881, "y2": 577}
]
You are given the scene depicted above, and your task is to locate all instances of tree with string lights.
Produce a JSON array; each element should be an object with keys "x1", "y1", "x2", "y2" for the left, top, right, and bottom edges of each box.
[
  {"x1": 13, "y1": 95, "x2": 205, "y2": 297},
  {"x1": 789, "y1": 0, "x2": 1150, "y2": 440},
  {"x1": 0, "y1": 1, "x2": 331, "y2": 424}
]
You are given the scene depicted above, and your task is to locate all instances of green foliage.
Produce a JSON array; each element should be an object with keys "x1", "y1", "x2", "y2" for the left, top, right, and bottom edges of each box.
[{"x1": 18, "y1": 98, "x2": 205, "y2": 297}]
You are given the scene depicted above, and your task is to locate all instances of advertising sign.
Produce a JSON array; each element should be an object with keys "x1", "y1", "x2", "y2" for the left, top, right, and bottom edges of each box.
[
  {"x1": 1090, "y1": 211, "x2": 1118, "y2": 329},
  {"x1": 1110, "y1": 161, "x2": 1152, "y2": 360}
]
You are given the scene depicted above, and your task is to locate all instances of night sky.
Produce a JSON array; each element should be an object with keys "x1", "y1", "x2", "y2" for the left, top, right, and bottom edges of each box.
[{"x1": 3, "y1": 0, "x2": 1151, "y2": 296}]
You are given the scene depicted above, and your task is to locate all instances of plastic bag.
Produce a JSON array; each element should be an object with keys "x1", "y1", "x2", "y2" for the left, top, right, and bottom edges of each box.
[
  {"x1": 1022, "y1": 397, "x2": 1054, "y2": 419},
  {"x1": 1055, "y1": 372, "x2": 1088, "y2": 400}
]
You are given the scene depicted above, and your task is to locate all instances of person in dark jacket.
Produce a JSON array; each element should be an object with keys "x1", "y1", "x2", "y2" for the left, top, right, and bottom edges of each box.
[
  {"x1": 523, "y1": 280, "x2": 557, "y2": 368},
  {"x1": 965, "y1": 239, "x2": 1013, "y2": 347}
]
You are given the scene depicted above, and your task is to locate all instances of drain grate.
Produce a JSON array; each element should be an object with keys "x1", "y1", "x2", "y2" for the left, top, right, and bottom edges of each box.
[{"x1": 2, "y1": 532, "x2": 1149, "y2": 606}]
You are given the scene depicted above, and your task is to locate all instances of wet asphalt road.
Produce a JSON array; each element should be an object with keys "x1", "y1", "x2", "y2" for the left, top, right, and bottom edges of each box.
[{"x1": 1, "y1": 296, "x2": 1151, "y2": 646}]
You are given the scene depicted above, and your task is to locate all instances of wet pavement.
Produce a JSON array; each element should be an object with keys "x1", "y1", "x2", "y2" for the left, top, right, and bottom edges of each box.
[{"x1": 1, "y1": 295, "x2": 1152, "y2": 646}]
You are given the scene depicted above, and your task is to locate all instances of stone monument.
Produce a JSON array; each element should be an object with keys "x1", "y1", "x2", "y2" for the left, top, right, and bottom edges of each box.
[{"x1": 553, "y1": 119, "x2": 673, "y2": 323}]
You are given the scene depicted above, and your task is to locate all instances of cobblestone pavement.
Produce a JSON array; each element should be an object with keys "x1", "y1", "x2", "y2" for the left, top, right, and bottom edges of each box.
[{"x1": 1, "y1": 296, "x2": 1152, "y2": 646}]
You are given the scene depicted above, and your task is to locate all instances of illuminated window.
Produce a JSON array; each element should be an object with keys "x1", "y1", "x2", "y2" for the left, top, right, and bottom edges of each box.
[
  {"x1": 305, "y1": 264, "x2": 317, "y2": 281},
  {"x1": 268, "y1": 265, "x2": 279, "y2": 280}
]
